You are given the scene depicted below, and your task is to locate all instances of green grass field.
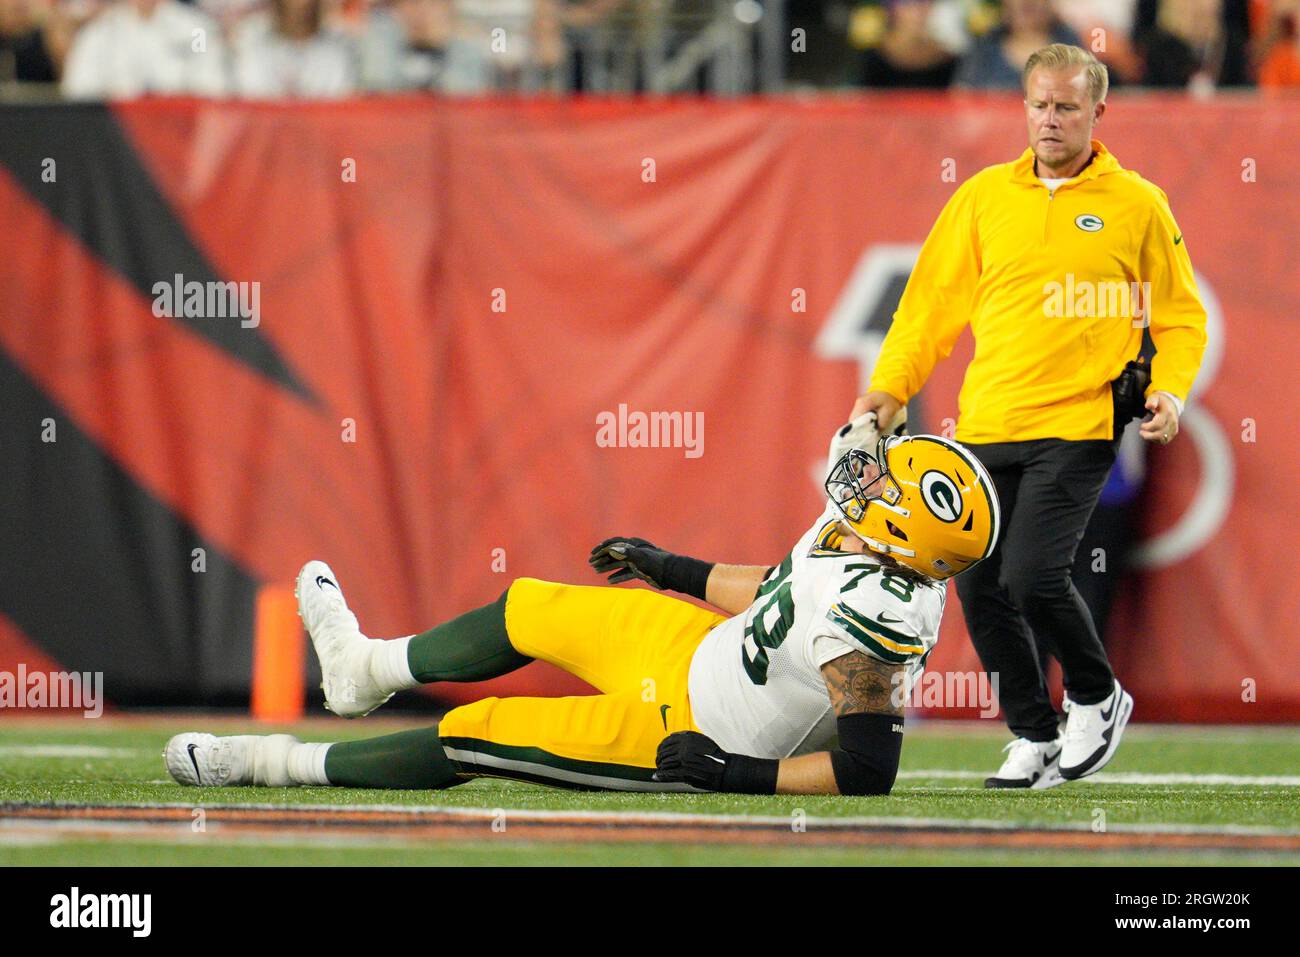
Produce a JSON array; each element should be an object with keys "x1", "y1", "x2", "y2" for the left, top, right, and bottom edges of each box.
[{"x1": 1, "y1": 716, "x2": 1297, "y2": 866}]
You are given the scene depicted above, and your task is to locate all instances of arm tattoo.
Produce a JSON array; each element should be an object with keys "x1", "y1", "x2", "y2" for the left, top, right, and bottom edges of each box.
[{"x1": 821, "y1": 652, "x2": 905, "y2": 718}]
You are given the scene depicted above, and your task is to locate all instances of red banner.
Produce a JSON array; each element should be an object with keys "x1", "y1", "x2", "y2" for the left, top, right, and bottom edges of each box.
[{"x1": 1, "y1": 95, "x2": 1295, "y2": 721}]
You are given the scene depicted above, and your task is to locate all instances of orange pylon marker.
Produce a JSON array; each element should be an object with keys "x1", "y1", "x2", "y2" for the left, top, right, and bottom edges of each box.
[{"x1": 251, "y1": 585, "x2": 305, "y2": 723}]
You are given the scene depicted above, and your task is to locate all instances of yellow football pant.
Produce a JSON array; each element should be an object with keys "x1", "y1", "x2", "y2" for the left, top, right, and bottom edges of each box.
[{"x1": 438, "y1": 578, "x2": 727, "y2": 791}]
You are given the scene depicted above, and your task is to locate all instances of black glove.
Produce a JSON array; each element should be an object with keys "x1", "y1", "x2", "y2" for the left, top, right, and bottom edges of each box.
[
  {"x1": 588, "y1": 537, "x2": 670, "y2": 587},
  {"x1": 588, "y1": 538, "x2": 713, "y2": 600},
  {"x1": 653, "y1": 731, "x2": 778, "y2": 794}
]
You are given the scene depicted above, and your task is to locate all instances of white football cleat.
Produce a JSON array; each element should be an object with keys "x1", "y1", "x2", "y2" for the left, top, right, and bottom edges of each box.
[
  {"x1": 296, "y1": 561, "x2": 392, "y2": 718},
  {"x1": 1059, "y1": 680, "x2": 1134, "y2": 780},
  {"x1": 984, "y1": 737, "x2": 1064, "y2": 789},
  {"x1": 164, "y1": 732, "x2": 298, "y2": 787}
]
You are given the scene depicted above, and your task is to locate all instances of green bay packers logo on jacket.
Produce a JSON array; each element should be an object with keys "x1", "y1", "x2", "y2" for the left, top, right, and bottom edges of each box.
[
  {"x1": 920, "y1": 470, "x2": 963, "y2": 523},
  {"x1": 1075, "y1": 214, "x2": 1104, "y2": 232}
]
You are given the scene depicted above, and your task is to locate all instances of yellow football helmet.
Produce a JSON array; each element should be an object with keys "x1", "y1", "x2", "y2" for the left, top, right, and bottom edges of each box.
[{"x1": 825, "y1": 433, "x2": 1001, "y2": 580}]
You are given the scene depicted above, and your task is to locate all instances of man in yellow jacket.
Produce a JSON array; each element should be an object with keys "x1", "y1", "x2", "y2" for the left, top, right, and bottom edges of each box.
[{"x1": 852, "y1": 44, "x2": 1206, "y2": 788}]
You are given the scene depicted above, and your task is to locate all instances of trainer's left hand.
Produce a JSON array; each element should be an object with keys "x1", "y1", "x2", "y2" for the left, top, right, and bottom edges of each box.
[{"x1": 1138, "y1": 393, "x2": 1179, "y2": 446}]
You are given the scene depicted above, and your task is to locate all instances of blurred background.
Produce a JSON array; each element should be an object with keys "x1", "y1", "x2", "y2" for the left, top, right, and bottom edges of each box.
[
  {"x1": 0, "y1": 0, "x2": 1298, "y2": 97},
  {"x1": 0, "y1": 0, "x2": 1297, "y2": 727}
]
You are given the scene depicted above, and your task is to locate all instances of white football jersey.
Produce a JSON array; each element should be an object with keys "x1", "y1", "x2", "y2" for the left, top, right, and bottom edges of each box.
[{"x1": 686, "y1": 503, "x2": 946, "y2": 759}]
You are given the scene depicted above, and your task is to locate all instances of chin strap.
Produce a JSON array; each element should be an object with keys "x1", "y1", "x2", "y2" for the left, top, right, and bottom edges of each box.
[{"x1": 862, "y1": 536, "x2": 917, "y2": 559}]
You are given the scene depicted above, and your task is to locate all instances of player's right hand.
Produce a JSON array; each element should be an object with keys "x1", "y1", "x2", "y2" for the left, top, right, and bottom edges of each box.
[
  {"x1": 588, "y1": 537, "x2": 670, "y2": 588},
  {"x1": 653, "y1": 732, "x2": 730, "y2": 790}
]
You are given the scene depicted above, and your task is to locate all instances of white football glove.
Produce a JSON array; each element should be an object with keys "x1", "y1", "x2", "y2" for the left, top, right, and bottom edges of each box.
[{"x1": 826, "y1": 406, "x2": 908, "y2": 473}]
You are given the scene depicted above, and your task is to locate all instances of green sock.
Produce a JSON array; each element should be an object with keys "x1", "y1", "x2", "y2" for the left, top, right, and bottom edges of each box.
[
  {"x1": 406, "y1": 588, "x2": 531, "y2": 683},
  {"x1": 324, "y1": 728, "x2": 462, "y2": 789}
]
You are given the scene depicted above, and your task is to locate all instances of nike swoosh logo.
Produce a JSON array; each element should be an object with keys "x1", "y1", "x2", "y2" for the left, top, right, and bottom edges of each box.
[
  {"x1": 877, "y1": 613, "x2": 905, "y2": 625},
  {"x1": 659, "y1": 704, "x2": 671, "y2": 730},
  {"x1": 315, "y1": 576, "x2": 337, "y2": 590},
  {"x1": 1173, "y1": 235, "x2": 1183, "y2": 245},
  {"x1": 1096, "y1": 699, "x2": 1124, "y2": 749},
  {"x1": 706, "y1": 754, "x2": 727, "y2": 765},
  {"x1": 187, "y1": 743, "x2": 202, "y2": 784}
]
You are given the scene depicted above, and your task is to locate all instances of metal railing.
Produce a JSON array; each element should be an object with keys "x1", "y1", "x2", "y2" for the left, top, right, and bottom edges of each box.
[{"x1": 548, "y1": 0, "x2": 786, "y2": 94}]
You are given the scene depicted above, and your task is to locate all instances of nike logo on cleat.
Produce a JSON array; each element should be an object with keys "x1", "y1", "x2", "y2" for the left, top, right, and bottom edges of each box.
[
  {"x1": 187, "y1": 743, "x2": 202, "y2": 784},
  {"x1": 315, "y1": 576, "x2": 338, "y2": 590}
]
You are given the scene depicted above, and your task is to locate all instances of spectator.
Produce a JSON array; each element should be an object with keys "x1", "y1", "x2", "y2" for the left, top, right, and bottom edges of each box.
[
  {"x1": 62, "y1": 0, "x2": 228, "y2": 98},
  {"x1": 44, "y1": 1, "x2": 106, "y2": 77},
  {"x1": 358, "y1": 0, "x2": 430, "y2": 90},
  {"x1": 1056, "y1": 0, "x2": 1144, "y2": 82},
  {"x1": 358, "y1": 0, "x2": 498, "y2": 91},
  {"x1": 196, "y1": 0, "x2": 262, "y2": 42},
  {"x1": 1141, "y1": 0, "x2": 1251, "y2": 88},
  {"x1": 0, "y1": 0, "x2": 58, "y2": 83},
  {"x1": 1254, "y1": 0, "x2": 1300, "y2": 86},
  {"x1": 451, "y1": 0, "x2": 563, "y2": 90},
  {"x1": 1134, "y1": 0, "x2": 1250, "y2": 42},
  {"x1": 555, "y1": 0, "x2": 621, "y2": 91},
  {"x1": 232, "y1": 0, "x2": 358, "y2": 97},
  {"x1": 928, "y1": 0, "x2": 987, "y2": 54},
  {"x1": 955, "y1": 0, "x2": 1082, "y2": 89},
  {"x1": 858, "y1": 0, "x2": 959, "y2": 88}
]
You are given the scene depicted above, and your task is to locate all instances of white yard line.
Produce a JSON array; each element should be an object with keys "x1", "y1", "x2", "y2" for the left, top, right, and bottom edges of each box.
[
  {"x1": 2, "y1": 743, "x2": 1293, "y2": 787},
  {"x1": 0, "y1": 745, "x2": 141, "y2": 759},
  {"x1": 898, "y1": 769, "x2": 1300, "y2": 786}
]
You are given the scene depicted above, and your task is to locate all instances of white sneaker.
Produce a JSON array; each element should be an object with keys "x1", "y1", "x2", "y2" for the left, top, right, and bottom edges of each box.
[
  {"x1": 1031, "y1": 754, "x2": 1067, "y2": 790},
  {"x1": 1059, "y1": 681, "x2": 1133, "y2": 779},
  {"x1": 984, "y1": 737, "x2": 1064, "y2": 789},
  {"x1": 164, "y1": 732, "x2": 298, "y2": 787},
  {"x1": 296, "y1": 561, "x2": 392, "y2": 718}
]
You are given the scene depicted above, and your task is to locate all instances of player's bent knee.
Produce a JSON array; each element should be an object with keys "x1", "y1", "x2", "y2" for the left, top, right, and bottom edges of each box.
[
  {"x1": 502, "y1": 577, "x2": 577, "y2": 627},
  {"x1": 437, "y1": 697, "x2": 499, "y2": 742},
  {"x1": 1001, "y1": 567, "x2": 1073, "y2": 607}
]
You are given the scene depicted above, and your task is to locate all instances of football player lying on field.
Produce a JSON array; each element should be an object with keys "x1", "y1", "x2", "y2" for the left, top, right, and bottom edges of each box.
[{"x1": 166, "y1": 413, "x2": 1000, "y2": 796}]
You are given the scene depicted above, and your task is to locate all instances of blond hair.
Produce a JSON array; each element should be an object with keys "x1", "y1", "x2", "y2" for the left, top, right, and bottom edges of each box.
[{"x1": 1023, "y1": 44, "x2": 1109, "y2": 104}]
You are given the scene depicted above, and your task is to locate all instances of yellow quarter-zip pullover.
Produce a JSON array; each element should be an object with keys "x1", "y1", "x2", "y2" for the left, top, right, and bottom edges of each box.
[{"x1": 868, "y1": 140, "x2": 1207, "y2": 443}]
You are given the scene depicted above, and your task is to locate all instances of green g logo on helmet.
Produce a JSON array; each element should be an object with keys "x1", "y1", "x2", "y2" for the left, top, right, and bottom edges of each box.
[{"x1": 920, "y1": 471, "x2": 963, "y2": 523}]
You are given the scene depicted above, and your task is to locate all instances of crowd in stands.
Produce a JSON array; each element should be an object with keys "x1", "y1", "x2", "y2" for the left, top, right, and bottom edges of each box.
[
  {"x1": 849, "y1": 0, "x2": 1285, "y2": 90},
  {"x1": 0, "y1": 0, "x2": 595, "y2": 95},
  {"x1": 1, "y1": 0, "x2": 1298, "y2": 97}
]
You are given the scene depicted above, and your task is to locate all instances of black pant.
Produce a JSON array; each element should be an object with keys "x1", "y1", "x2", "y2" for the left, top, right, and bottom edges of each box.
[
  {"x1": 954, "y1": 438, "x2": 1120, "y2": 742},
  {"x1": 1071, "y1": 499, "x2": 1138, "y2": 647}
]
